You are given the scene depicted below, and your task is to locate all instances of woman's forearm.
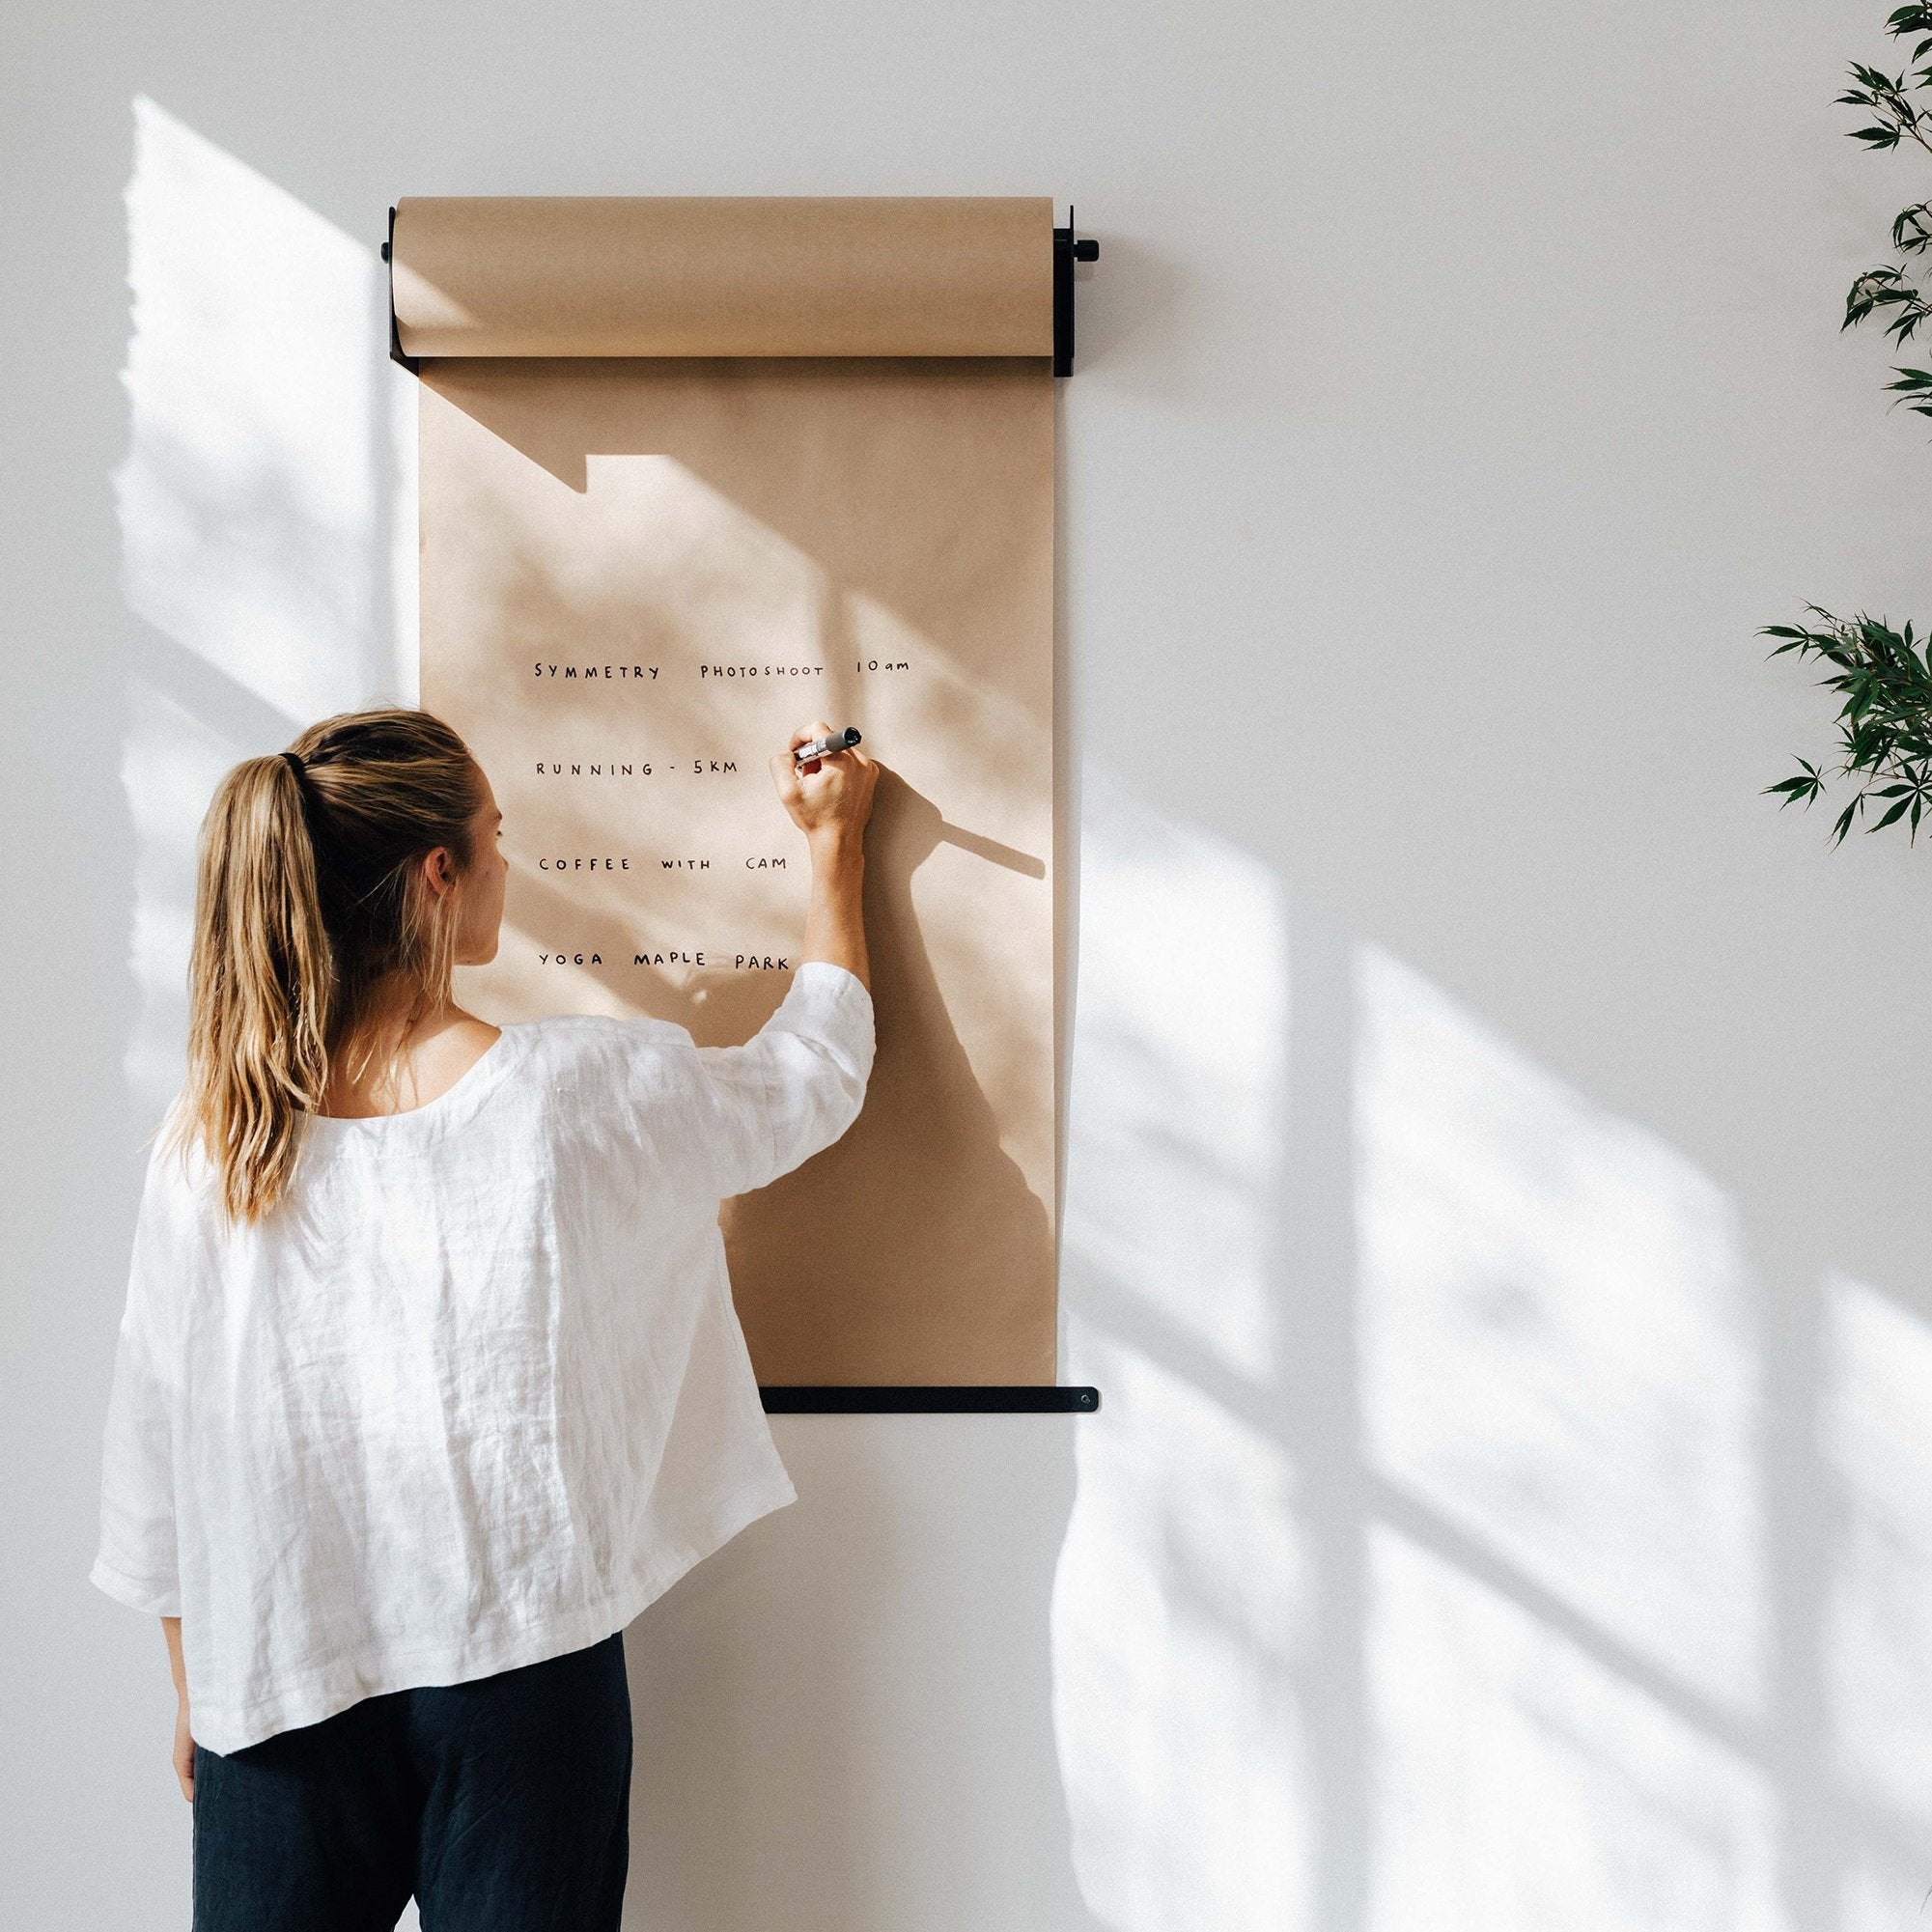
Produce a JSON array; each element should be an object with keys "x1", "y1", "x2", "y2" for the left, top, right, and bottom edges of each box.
[
  {"x1": 802, "y1": 828, "x2": 868, "y2": 990},
  {"x1": 163, "y1": 1615, "x2": 195, "y2": 1800},
  {"x1": 770, "y1": 721, "x2": 875, "y2": 986}
]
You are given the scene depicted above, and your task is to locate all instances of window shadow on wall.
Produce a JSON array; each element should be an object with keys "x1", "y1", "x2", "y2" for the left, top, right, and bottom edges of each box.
[{"x1": 1056, "y1": 769, "x2": 1932, "y2": 1932}]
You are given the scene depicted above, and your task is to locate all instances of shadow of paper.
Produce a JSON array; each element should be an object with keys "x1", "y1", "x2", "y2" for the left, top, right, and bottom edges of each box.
[
  {"x1": 718, "y1": 770, "x2": 1055, "y2": 1384},
  {"x1": 421, "y1": 357, "x2": 1054, "y2": 712}
]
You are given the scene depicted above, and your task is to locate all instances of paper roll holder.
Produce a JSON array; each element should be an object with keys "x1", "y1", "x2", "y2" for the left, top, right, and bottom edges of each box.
[
  {"x1": 1053, "y1": 207, "x2": 1100, "y2": 377},
  {"x1": 380, "y1": 199, "x2": 1101, "y2": 1416},
  {"x1": 383, "y1": 204, "x2": 1098, "y2": 376}
]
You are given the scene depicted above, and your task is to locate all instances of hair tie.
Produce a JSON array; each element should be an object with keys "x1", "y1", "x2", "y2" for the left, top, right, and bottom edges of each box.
[{"x1": 279, "y1": 751, "x2": 319, "y2": 841}]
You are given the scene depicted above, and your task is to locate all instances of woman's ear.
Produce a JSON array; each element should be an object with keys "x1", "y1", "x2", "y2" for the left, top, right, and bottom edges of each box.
[{"x1": 421, "y1": 845, "x2": 460, "y2": 901}]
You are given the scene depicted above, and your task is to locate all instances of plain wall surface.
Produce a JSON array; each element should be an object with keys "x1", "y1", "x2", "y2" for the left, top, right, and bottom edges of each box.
[{"x1": 6, "y1": 3, "x2": 1932, "y2": 1927}]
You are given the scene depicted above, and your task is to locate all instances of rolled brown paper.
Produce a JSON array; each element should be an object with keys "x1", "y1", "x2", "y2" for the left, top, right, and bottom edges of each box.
[
  {"x1": 409, "y1": 189, "x2": 1062, "y2": 1385},
  {"x1": 392, "y1": 196, "x2": 1055, "y2": 359}
]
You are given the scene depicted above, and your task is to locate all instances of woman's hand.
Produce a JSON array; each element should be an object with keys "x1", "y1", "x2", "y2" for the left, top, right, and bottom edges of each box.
[
  {"x1": 770, "y1": 722, "x2": 878, "y2": 850},
  {"x1": 770, "y1": 723, "x2": 875, "y2": 990},
  {"x1": 163, "y1": 1614, "x2": 195, "y2": 1801},
  {"x1": 172, "y1": 1694, "x2": 196, "y2": 1802}
]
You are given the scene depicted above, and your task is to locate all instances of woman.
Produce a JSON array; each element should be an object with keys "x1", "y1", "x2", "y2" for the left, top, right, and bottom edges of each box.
[{"x1": 91, "y1": 707, "x2": 878, "y2": 1930}]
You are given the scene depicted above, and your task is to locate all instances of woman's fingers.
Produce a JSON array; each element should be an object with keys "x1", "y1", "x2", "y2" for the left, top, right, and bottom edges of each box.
[
  {"x1": 790, "y1": 720, "x2": 835, "y2": 768},
  {"x1": 786, "y1": 720, "x2": 839, "y2": 776},
  {"x1": 772, "y1": 724, "x2": 875, "y2": 831}
]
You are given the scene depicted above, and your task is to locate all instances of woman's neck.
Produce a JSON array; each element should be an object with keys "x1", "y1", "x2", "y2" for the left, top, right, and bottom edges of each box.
[{"x1": 320, "y1": 986, "x2": 501, "y2": 1119}]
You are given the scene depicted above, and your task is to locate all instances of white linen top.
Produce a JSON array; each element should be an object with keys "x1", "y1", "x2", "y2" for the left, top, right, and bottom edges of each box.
[{"x1": 91, "y1": 963, "x2": 873, "y2": 1753}]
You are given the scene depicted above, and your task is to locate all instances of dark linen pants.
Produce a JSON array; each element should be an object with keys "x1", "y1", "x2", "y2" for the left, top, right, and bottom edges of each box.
[{"x1": 191, "y1": 1633, "x2": 631, "y2": 1932}]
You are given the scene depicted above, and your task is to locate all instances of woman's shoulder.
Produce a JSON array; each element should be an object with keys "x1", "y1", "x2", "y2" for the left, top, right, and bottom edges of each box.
[
  {"x1": 492, "y1": 1014, "x2": 713, "y2": 1135},
  {"x1": 510, "y1": 1011, "x2": 693, "y2": 1048},
  {"x1": 129, "y1": 1116, "x2": 226, "y2": 1269},
  {"x1": 502, "y1": 1011, "x2": 698, "y2": 1079}
]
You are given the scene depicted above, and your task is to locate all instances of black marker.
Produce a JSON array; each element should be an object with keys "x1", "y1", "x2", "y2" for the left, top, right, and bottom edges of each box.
[{"x1": 794, "y1": 727, "x2": 861, "y2": 764}]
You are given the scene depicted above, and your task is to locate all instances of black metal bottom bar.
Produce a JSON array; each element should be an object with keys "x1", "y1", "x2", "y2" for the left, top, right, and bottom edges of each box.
[{"x1": 760, "y1": 1385, "x2": 1101, "y2": 1414}]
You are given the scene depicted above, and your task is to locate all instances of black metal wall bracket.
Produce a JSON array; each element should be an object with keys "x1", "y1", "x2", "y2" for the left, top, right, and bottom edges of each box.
[
  {"x1": 762, "y1": 1386, "x2": 1101, "y2": 1414},
  {"x1": 1053, "y1": 208, "x2": 1100, "y2": 378}
]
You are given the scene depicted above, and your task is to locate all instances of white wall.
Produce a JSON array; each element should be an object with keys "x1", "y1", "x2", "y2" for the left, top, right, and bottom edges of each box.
[{"x1": 6, "y1": 3, "x2": 1931, "y2": 1927}]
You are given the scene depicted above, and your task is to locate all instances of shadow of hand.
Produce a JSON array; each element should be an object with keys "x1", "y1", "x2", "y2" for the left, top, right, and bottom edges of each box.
[{"x1": 862, "y1": 767, "x2": 947, "y2": 886}]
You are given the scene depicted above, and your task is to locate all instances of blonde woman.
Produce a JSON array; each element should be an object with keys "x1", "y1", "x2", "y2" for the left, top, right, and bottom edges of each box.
[{"x1": 91, "y1": 708, "x2": 877, "y2": 1930}]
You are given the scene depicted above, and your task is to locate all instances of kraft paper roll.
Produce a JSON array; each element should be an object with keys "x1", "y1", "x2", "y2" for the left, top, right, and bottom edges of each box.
[
  {"x1": 411, "y1": 194, "x2": 1060, "y2": 1386},
  {"x1": 393, "y1": 196, "x2": 1055, "y2": 359},
  {"x1": 422, "y1": 359, "x2": 1058, "y2": 1385}
]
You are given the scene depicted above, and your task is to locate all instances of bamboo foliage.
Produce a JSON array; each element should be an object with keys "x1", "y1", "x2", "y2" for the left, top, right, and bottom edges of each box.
[{"x1": 1765, "y1": 6, "x2": 1932, "y2": 842}]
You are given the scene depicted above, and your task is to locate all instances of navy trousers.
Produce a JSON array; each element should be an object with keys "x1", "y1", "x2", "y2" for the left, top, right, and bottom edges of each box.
[{"x1": 191, "y1": 1633, "x2": 631, "y2": 1932}]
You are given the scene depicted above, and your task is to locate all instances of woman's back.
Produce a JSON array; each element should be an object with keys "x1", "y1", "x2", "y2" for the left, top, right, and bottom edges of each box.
[
  {"x1": 96, "y1": 968, "x2": 873, "y2": 1754},
  {"x1": 93, "y1": 708, "x2": 877, "y2": 1925}
]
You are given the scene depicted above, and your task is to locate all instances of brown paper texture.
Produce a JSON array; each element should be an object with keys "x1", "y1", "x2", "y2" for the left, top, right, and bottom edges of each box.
[
  {"x1": 420, "y1": 355, "x2": 1057, "y2": 1385},
  {"x1": 394, "y1": 197, "x2": 1054, "y2": 360}
]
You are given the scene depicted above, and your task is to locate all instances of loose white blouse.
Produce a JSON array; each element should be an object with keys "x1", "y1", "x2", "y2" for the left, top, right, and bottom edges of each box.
[{"x1": 92, "y1": 963, "x2": 873, "y2": 1753}]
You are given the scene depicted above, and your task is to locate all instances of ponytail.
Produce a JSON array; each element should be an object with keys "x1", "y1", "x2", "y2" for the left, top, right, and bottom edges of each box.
[
  {"x1": 178, "y1": 755, "x2": 332, "y2": 1222},
  {"x1": 173, "y1": 710, "x2": 482, "y2": 1221}
]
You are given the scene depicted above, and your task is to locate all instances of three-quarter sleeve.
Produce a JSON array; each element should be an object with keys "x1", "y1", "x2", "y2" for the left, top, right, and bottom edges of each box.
[
  {"x1": 687, "y1": 963, "x2": 875, "y2": 1198},
  {"x1": 91, "y1": 1143, "x2": 193, "y2": 1617}
]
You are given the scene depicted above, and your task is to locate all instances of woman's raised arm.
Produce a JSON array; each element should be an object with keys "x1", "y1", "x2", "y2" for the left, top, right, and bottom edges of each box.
[{"x1": 768, "y1": 722, "x2": 877, "y2": 991}]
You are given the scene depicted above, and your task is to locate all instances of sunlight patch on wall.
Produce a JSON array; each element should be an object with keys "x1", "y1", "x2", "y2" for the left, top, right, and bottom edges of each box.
[
  {"x1": 1365, "y1": 1528, "x2": 1780, "y2": 1932},
  {"x1": 1057, "y1": 773, "x2": 1303, "y2": 1931},
  {"x1": 1355, "y1": 945, "x2": 1767, "y2": 1717},
  {"x1": 120, "y1": 684, "x2": 237, "y2": 1120},
  {"x1": 1064, "y1": 770, "x2": 1288, "y2": 1382},
  {"x1": 1054, "y1": 1324, "x2": 1309, "y2": 1932},
  {"x1": 116, "y1": 98, "x2": 409, "y2": 1108},
  {"x1": 1054, "y1": 775, "x2": 1806, "y2": 1930},
  {"x1": 1821, "y1": 1272, "x2": 1932, "y2": 1928},
  {"x1": 118, "y1": 96, "x2": 399, "y2": 718}
]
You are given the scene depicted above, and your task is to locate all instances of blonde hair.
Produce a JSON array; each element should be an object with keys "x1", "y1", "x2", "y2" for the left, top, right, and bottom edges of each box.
[{"x1": 175, "y1": 709, "x2": 484, "y2": 1221}]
